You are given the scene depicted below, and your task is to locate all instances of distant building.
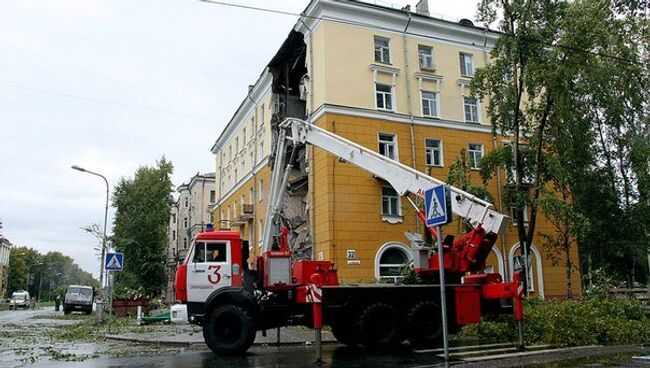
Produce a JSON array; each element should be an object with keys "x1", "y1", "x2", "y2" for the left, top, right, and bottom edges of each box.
[
  {"x1": 0, "y1": 236, "x2": 12, "y2": 299},
  {"x1": 164, "y1": 172, "x2": 216, "y2": 304}
]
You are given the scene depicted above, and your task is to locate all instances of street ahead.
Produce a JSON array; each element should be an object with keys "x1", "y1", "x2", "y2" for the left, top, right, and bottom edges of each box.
[{"x1": 1, "y1": 306, "x2": 648, "y2": 368}]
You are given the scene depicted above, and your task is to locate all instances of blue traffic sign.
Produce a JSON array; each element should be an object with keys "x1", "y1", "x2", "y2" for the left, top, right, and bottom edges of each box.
[
  {"x1": 424, "y1": 184, "x2": 452, "y2": 227},
  {"x1": 105, "y1": 252, "x2": 124, "y2": 271}
]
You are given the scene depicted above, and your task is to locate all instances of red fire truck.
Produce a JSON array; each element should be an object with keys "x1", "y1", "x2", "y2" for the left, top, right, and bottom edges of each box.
[{"x1": 176, "y1": 118, "x2": 524, "y2": 356}]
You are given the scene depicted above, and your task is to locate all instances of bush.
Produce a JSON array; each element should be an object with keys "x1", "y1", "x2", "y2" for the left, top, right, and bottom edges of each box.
[{"x1": 460, "y1": 296, "x2": 650, "y2": 346}]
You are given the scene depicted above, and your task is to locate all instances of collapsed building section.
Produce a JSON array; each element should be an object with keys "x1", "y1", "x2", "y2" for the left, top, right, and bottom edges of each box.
[{"x1": 267, "y1": 30, "x2": 311, "y2": 260}]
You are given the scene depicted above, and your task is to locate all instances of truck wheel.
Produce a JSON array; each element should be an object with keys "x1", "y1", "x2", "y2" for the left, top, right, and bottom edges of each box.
[
  {"x1": 331, "y1": 319, "x2": 360, "y2": 346},
  {"x1": 357, "y1": 302, "x2": 401, "y2": 349},
  {"x1": 63, "y1": 308, "x2": 70, "y2": 315},
  {"x1": 203, "y1": 304, "x2": 255, "y2": 355},
  {"x1": 406, "y1": 301, "x2": 442, "y2": 348}
]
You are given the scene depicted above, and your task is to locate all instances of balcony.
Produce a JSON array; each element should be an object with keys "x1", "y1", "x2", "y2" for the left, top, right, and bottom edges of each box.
[{"x1": 231, "y1": 204, "x2": 254, "y2": 226}]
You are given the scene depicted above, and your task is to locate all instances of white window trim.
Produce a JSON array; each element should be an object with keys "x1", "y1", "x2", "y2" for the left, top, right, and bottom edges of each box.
[
  {"x1": 378, "y1": 132, "x2": 398, "y2": 160},
  {"x1": 468, "y1": 143, "x2": 484, "y2": 170},
  {"x1": 374, "y1": 242, "x2": 412, "y2": 282},
  {"x1": 374, "y1": 83, "x2": 396, "y2": 112},
  {"x1": 380, "y1": 185, "x2": 402, "y2": 223},
  {"x1": 418, "y1": 45, "x2": 436, "y2": 70},
  {"x1": 460, "y1": 52, "x2": 475, "y2": 77},
  {"x1": 424, "y1": 138, "x2": 444, "y2": 167},
  {"x1": 374, "y1": 35, "x2": 391, "y2": 64},
  {"x1": 420, "y1": 90, "x2": 441, "y2": 119},
  {"x1": 463, "y1": 96, "x2": 481, "y2": 124}
]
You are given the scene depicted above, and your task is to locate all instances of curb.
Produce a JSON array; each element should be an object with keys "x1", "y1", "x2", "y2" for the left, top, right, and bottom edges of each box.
[{"x1": 105, "y1": 335, "x2": 338, "y2": 347}]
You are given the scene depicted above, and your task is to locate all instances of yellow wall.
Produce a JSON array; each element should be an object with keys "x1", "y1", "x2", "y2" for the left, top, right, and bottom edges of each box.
[
  {"x1": 311, "y1": 112, "x2": 582, "y2": 298},
  {"x1": 311, "y1": 21, "x2": 490, "y2": 124}
]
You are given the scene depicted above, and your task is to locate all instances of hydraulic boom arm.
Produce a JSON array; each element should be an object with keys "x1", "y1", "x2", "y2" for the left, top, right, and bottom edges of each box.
[{"x1": 281, "y1": 118, "x2": 506, "y2": 234}]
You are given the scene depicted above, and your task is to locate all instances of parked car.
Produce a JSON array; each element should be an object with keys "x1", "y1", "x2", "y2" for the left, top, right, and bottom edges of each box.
[
  {"x1": 9, "y1": 290, "x2": 30, "y2": 310},
  {"x1": 63, "y1": 285, "x2": 94, "y2": 315}
]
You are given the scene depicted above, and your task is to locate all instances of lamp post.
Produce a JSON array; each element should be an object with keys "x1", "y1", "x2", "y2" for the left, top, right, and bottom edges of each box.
[{"x1": 72, "y1": 165, "x2": 109, "y2": 324}]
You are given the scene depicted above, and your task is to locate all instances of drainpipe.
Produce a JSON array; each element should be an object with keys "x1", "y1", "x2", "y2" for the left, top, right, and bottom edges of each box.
[
  {"x1": 246, "y1": 87, "x2": 260, "y2": 256},
  {"x1": 402, "y1": 11, "x2": 419, "y2": 233}
]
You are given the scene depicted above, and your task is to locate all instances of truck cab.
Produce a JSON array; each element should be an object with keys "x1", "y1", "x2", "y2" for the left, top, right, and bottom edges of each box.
[{"x1": 176, "y1": 230, "x2": 246, "y2": 322}]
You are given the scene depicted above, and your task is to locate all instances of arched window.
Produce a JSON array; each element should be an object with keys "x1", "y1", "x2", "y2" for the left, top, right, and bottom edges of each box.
[
  {"x1": 508, "y1": 243, "x2": 545, "y2": 299},
  {"x1": 374, "y1": 242, "x2": 412, "y2": 283}
]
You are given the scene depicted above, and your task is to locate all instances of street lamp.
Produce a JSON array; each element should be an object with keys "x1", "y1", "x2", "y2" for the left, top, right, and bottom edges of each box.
[{"x1": 72, "y1": 165, "x2": 109, "y2": 323}]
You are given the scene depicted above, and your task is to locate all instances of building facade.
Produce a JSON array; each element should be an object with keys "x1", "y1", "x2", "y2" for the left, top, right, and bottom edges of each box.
[
  {"x1": 210, "y1": 0, "x2": 581, "y2": 299},
  {"x1": 164, "y1": 173, "x2": 216, "y2": 303},
  {"x1": 0, "y1": 235, "x2": 12, "y2": 299}
]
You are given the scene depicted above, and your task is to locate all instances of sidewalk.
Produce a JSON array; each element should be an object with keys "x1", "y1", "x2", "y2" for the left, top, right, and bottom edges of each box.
[{"x1": 106, "y1": 325, "x2": 336, "y2": 347}]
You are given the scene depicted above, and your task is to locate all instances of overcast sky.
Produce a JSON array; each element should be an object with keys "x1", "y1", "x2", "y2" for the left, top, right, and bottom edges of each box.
[{"x1": 0, "y1": 0, "x2": 479, "y2": 278}]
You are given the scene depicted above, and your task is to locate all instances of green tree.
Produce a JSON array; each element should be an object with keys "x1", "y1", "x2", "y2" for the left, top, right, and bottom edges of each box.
[
  {"x1": 111, "y1": 157, "x2": 174, "y2": 298},
  {"x1": 473, "y1": 0, "x2": 649, "y2": 290},
  {"x1": 7, "y1": 246, "x2": 96, "y2": 300}
]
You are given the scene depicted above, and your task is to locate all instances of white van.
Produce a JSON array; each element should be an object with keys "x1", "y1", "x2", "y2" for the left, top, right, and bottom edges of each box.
[{"x1": 10, "y1": 291, "x2": 30, "y2": 310}]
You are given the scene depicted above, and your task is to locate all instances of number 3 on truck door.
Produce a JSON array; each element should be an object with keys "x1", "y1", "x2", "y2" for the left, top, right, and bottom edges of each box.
[{"x1": 208, "y1": 265, "x2": 221, "y2": 285}]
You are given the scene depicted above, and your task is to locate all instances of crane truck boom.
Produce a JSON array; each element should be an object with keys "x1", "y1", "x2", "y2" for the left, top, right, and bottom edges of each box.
[{"x1": 175, "y1": 118, "x2": 524, "y2": 356}]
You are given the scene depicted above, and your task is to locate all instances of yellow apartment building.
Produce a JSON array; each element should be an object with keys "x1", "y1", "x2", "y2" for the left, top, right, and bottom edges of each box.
[{"x1": 210, "y1": 0, "x2": 581, "y2": 299}]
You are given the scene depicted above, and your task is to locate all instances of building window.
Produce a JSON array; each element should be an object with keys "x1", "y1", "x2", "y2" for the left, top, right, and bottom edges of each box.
[
  {"x1": 418, "y1": 45, "x2": 434, "y2": 69},
  {"x1": 209, "y1": 190, "x2": 216, "y2": 203},
  {"x1": 258, "y1": 219, "x2": 264, "y2": 245},
  {"x1": 376, "y1": 244, "x2": 410, "y2": 283},
  {"x1": 229, "y1": 145, "x2": 232, "y2": 161},
  {"x1": 259, "y1": 141, "x2": 264, "y2": 157},
  {"x1": 374, "y1": 36, "x2": 390, "y2": 64},
  {"x1": 258, "y1": 179, "x2": 264, "y2": 202},
  {"x1": 381, "y1": 186, "x2": 400, "y2": 217},
  {"x1": 260, "y1": 104, "x2": 265, "y2": 127},
  {"x1": 243, "y1": 128, "x2": 247, "y2": 145},
  {"x1": 235, "y1": 137, "x2": 239, "y2": 153},
  {"x1": 378, "y1": 133, "x2": 397, "y2": 159},
  {"x1": 375, "y1": 83, "x2": 393, "y2": 111},
  {"x1": 172, "y1": 214, "x2": 176, "y2": 224},
  {"x1": 425, "y1": 139, "x2": 443, "y2": 167},
  {"x1": 233, "y1": 200, "x2": 238, "y2": 217},
  {"x1": 459, "y1": 52, "x2": 474, "y2": 77},
  {"x1": 511, "y1": 204, "x2": 529, "y2": 226},
  {"x1": 183, "y1": 217, "x2": 188, "y2": 228},
  {"x1": 468, "y1": 143, "x2": 484, "y2": 170},
  {"x1": 463, "y1": 96, "x2": 479, "y2": 123},
  {"x1": 249, "y1": 188, "x2": 254, "y2": 204},
  {"x1": 250, "y1": 151, "x2": 254, "y2": 167},
  {"x1": 183, "y1": 238, "x2": 187, "y2": 249},
  {"x1": 172, "y1": 230, "x2": 176, "y2": 240},
  {"x1": 421, "y1": 90, "x2": 439, "y2": 118},
  {"x1": 184, "y1": 198, "x2": 188, "y2": 208}
]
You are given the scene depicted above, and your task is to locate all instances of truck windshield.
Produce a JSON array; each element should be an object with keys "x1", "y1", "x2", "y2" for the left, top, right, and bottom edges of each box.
[
  {"x1": 12, "y1": 294, "x2": 26, "y2": 300},
  {"x1": 67, "y1": 288, "x2": 92, "y2": 297}
]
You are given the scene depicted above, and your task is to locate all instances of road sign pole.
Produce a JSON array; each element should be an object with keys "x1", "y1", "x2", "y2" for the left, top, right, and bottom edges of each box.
[{"x1": 437, "y1": 225, "x2": 449, "y2": 365}]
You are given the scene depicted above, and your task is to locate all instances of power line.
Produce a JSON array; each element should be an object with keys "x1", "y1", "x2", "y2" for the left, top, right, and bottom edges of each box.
[
  {"x1": 197, "y1": 0, "x2": 644, "y2": 66},
  {"x1": 0, "y1": 81, "x2": 218, "y2": 121}
]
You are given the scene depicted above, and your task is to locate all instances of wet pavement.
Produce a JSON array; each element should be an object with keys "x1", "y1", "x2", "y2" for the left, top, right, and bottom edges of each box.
[{"x1": 1, "y1": 307, "x2": 648, "y2": 367}]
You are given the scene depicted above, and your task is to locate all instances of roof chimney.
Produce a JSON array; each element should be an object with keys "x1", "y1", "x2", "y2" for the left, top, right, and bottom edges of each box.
[{"x1": 415, "y1": 0, "x2": 429, "y2": 16}]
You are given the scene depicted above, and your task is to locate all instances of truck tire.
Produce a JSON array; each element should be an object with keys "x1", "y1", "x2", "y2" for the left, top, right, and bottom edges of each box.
[
  {"x1": 331, "y1": 319, "x2": 360, "y2": 347},
  {"x1": 203, "y1": 304, "x2": 255, "y2": 355},
  {"x1": 357, "y1": 302, "x2": 401, "y2": 349},
  {"x1": 406, "y1": 301, "x2": 442, "y2": 348}
]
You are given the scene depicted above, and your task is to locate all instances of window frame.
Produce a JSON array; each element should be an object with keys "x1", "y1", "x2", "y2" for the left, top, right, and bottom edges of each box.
[
  {"x1": 381, "y1": 185, "x2": 402, "y2": 219},
  {"x1": 378, "y1": 132, "x2": 398, "y2": 160},
  {"x1": 468, "y1": 143, "x2": 484, "y2": 170},
  {"x1": 374, "y1": 36, "x2": 391, "y2": 64},
  {"x1": 418, "y1": 45, "x2": 435, "y2": 70},
  {"x1": 463, "y1": 96, "x2": 480, "y2": 123},
  {"x1": 424, "y1": 138, "x2": 444, "y2": 167},
  {"x1": 375, "y1": 83, "x2": 394, "y2": 112},
  {"x1": 459, "y1": 52, "x2": 475, "y2": 77},
  {"x1": 420, "y1": 90, "x2": 440, "y2": 118}
]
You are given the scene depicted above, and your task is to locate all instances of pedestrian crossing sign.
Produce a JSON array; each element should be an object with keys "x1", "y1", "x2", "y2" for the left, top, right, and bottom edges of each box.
[
  {"x1": 424, "y1": 184, "x2": 452, "y2": 227},
  {"x1": 105, "y1": 252, "x2": 124, "y2": 271}
]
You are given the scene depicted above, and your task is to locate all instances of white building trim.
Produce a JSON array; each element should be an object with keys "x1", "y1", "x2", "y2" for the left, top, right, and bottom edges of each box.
[{"x1": 508, "y1": 242, "x2": 545, "y2": 299}]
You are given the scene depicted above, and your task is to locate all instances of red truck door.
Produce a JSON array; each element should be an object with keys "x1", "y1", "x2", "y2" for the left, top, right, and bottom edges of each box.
[{"x1": 186, "y1": 240, "x2": 232, "y2": 303}]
